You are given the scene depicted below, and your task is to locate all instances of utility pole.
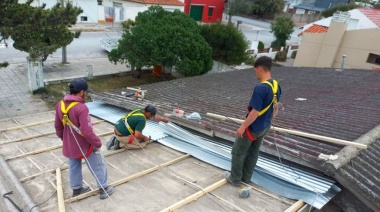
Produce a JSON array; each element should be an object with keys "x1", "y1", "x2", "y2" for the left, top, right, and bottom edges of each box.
[{"x1": 61, "y1": 0, "x2": 67, "y2": 64}]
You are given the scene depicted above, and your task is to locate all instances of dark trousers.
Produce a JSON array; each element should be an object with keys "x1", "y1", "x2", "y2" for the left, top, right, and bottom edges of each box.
[{"x1": 230, "y1": 127, "x2": 269, "y2": 184}]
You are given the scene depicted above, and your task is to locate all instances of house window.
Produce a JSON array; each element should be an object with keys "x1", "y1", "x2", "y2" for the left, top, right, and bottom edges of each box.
[
  {"x1": 80, "y1": 16, "x2": 88, "y2": 21},
  {"x1": 367, "y1": 53, "x2": 380, "y2": 65},
  {"x1": 208, "y1": 7, "x2": 214, "y2": 17}
]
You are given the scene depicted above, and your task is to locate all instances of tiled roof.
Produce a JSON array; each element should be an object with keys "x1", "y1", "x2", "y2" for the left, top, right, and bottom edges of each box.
[
  {"x1": 129, "y1": 0, "x2": 185, "y2": 6},
  {"x1": 299, "y1": 24, "x2": 328, "y2": 35},
  {"x1": 359, "y1": 8, "x2": 380, "y2": 28},
  {"x1": 91, "y1": 67, "x2": 380, "y2": 211}
]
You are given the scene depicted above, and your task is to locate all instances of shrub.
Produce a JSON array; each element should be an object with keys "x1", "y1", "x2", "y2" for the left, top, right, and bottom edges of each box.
[
  {"x1": 291, "y1": 50, "x2": 297, "y2": 59},
  {"x1": 258, "y1": 41, "x2": 264, "y2": 49},
  {"x1": 200, "y1": 22, "x2": 249, "y2": 65},
  {"x1": 275, "y1": 51, "x2": 287, "y2": 62},
  {"x1": 245, "y1": 55, "x2": 256, "y2": 65}
]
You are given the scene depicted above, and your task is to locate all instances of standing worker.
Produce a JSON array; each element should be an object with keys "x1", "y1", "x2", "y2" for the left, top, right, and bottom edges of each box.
[
  {"x1": 225, "y1": 56, "x2": 282, "y2": 186},
  {"x1": 54, "y1": 79, "x2": 115, "y2": 199},
  {"x1": 107, "y1": 104, "x2": 169, "y2": 150}
]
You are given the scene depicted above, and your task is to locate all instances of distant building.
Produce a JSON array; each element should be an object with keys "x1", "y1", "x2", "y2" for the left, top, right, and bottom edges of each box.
[
  {"x1": 291, "y1": 0, "x2": 350, "y2": 15},
  {"x1": 183, "y1": 0, "x2": 225, "y2": 23},
  {"x1": 294, "y1": 9, "x2": 380, "y2": 70}
]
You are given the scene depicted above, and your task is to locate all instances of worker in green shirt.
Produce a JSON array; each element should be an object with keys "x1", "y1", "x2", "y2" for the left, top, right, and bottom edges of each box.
[{"x1": 107, "y1": 104, "x2": 169, "y2": 150}]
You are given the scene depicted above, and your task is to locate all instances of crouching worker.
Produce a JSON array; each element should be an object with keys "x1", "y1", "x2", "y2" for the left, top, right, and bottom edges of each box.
[
  {"x1": 107, "y1": 104, "x2": 169, "y2": 150},
  {"x1": 54, "y1": 79, "x2": 114, "y2": 199}
]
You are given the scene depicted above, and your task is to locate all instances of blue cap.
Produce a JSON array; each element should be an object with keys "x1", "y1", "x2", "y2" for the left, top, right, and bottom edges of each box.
[
  {"x1": 145, "y1": 104, "x2": 157, "y2": 117},
  {"x1": 69, "y1": 79, "x2": 93, "y2": 93}
]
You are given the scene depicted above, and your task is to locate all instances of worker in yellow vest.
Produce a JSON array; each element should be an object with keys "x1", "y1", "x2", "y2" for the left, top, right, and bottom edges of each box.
[
  {"x1": 55, "y1": 78, "x2": 114, "y2": 199},
  {"x1": 107, "y1": 104, "x2": 169, "y2": 150},
  {"x1": 225, "y1": 56, "x2": 282, "y2": 187}
]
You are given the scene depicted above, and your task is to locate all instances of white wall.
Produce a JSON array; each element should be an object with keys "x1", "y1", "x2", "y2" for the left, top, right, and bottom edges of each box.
[
  {"x1": 21, "y1": 0, "x2": 98, "y2": 23},
  {"x1": 102, "y1": 1, "x2": 184, "y2": 21}
]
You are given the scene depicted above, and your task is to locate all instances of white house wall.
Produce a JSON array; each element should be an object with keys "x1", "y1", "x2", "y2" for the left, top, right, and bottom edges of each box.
[
  {"x1": 102, "y1": 1, "x2": 184, "y2": 22},
  {"x1": 21, "y1": 0, "x2": 98, "y2": 23}
]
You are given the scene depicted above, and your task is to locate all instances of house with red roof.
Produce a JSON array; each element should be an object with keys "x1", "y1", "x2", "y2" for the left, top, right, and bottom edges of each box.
[
  {"x1": 294, "y1": 7, "x2": 380, "y2": 70},
  {"x1": 98, "y1": 0, "x2": 185, "y2": 23}
]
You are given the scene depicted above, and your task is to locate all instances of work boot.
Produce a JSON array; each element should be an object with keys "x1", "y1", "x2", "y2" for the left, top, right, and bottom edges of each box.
[
  {"x1": 106, "y1": 136, "x2": 116, "y2": 150},
  {"x1": 72, "y1": 185, "x2": 91, "y2": 197},
  {"x1": 224, "y1": 171, "x2": 241, "y2": 187},
  {"x1": 99, "y1": 185, "x2": 115, "y2": 199},
  {"x1": 113, "y1": 139, "x2": 121, "y2": 150}
]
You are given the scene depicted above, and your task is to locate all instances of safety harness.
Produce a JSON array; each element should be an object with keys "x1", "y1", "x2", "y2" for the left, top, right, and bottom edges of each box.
[
  {"x1": 60, "y1": 100, "x2": 93, "y2": 159},
  {"x1": 245, "y1": 80, "x2": 278, "y2": 141},
  {"x1": 122, "y1": 109, "x2": 146, "y2": 144}
]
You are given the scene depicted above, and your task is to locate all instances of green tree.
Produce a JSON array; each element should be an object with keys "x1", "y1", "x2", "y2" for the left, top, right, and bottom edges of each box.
[
  {"x1": 109, "y1": 6, "x2": 213, "y2": 77},
  {"x1": 226, "y1": 0, "x2": 250, "y2": 24},
  {"x1": 321, "y1": 4, "x2": 359, "y2": 18},
  {"x1": 0, "y1": 0, "x2": 82, "y2": 62},
  {"x1": 200, "y1": 22, "x2": 249, "y2": 65},
  {"x1": 251, "y1": 0, "x2": 284, "y2": 18},
  {"x1": 270, "y1": 16, "x2": 294, "y2": 48}
]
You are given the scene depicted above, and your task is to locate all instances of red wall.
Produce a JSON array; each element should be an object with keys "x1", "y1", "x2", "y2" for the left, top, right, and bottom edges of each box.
[{"x1": 184, "y1": 0, "x2": 225, "y2": 23}]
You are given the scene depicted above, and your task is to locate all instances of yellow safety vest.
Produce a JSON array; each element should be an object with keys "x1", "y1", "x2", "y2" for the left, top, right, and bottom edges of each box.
[
  {"x1": 122, "y1": 109, "x2": 146, "y2": 134},
  {"x1": 60, "y1": 100, "x2": 83, "y2": 136},
  {"x1": 258, "y1": 80, "x2": 278, "y2": 117}
]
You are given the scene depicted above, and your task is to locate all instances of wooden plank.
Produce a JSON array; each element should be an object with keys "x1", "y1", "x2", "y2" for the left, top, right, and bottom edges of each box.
[
  {"x1": 206, "y1": 112, "x2": 367, "y2": 149},
  {"x1": 65, "y1": 154, "x2": 191, "y2": 203},
  {"x1": 0, "y1": 119, "x2": 54, "y2": 132},
  {"x1": 19, "y1": 148, "x2": 127, "y2": 182},
  {"x1": 0, "y1": 120, "x2": 105, "y2": 146},
  {"x1": 241, "y1": 182, "x2": 294, "y2": 205},
  {"x1": 6, "y1": 131, "x2": 114, "y2": 161},
  {"x1": 56, "y1": 168, "x2": 66, "y2": 212},
  {"x1": 160, "y1": 179, "x2": 227, "y2": 212},
  {"x1": 284, "y1": 200, "x2": 305, "y2": 212}
]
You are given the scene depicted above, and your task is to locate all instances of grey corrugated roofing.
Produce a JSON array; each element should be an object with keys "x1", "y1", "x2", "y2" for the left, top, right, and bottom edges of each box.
[
  {"x1": 293, "y1": 4, "x2": 326, "y2": 12},
  {"x1": 90, "y1": 66, "x2": 380, "y2": 211},
  {"x1": 87, "y1": 101, "x2": 340, "y2": 209}
]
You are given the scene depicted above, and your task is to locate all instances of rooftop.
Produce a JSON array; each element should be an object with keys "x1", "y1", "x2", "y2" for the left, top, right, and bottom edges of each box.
[
  {"x1": 299, "y1": 24, "x2": 329, "y2": 35},
  {"x1": 359, "y1": 8, "x2": 380, "y2": 27},
  {"x1": 91, "y1": 66, "x2": 380, "y2": 211}
]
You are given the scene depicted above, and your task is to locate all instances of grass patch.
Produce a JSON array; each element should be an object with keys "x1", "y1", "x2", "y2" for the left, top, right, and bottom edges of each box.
[{"x1": 41, "y1": 71, "x2": 175, "y2": 109}]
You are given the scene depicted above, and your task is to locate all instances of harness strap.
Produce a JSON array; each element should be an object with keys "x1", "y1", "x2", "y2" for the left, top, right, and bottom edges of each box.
[
  {"x1": 258, "y1": 80, "x2": 278, "y2": 117},
  {"x1": 122, "y1": 109, "x2": 146, "y2": 134},
  {"x1": 60, "y1": 100, "x2": 92, "y2": 159},
  {"x1": 245, "y1": 128, "x2": 257, "y2": 142}
]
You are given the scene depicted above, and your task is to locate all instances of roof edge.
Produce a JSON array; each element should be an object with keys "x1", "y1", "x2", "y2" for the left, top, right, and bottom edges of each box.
[{"x1": 323, "y1": 123, "x2": 380, "y2": 175}]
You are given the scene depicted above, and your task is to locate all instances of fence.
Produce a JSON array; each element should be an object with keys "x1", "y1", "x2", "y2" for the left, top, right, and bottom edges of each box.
[{"x1": 248, "y1": 45, "x2": 298, "y2": 60}]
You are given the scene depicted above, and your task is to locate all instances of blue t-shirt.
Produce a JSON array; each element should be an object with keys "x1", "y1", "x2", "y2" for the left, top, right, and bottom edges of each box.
[{"x1": 248, "y1": 79, "x2": 281, "y2": 133}]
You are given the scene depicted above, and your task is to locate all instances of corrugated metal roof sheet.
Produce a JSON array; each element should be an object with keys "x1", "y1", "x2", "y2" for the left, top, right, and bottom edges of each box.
[{"x1": 87, "y1": 102, "x2": 340, "y2": 209}]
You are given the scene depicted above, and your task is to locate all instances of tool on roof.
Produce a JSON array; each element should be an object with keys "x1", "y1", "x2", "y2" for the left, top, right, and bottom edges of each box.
[{"x1": 206, "y1": 112, "x2": 368, "y2": 149}]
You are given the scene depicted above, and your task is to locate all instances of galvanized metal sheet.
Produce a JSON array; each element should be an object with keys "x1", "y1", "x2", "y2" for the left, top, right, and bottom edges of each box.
[{"x1": 87, "y1": 102, "x2": 340, "y2": 209}]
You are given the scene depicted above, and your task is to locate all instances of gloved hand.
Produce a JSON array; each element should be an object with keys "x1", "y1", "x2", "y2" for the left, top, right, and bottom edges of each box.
[{"x1": 93, "y1": 146, "x2": 100, "y2": 154}]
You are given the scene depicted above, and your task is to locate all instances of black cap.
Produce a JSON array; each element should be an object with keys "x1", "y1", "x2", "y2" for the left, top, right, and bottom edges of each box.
[
  {"x1": 145, "y1": 104, "x2": 157, "y2": 117},
  {"x1": 69, "y1": 79, "x2": 93, "y2": 93}
]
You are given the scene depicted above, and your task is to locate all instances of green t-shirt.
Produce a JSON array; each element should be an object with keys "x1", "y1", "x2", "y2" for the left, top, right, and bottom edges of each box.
[{"x1": 114, "y1": 110, "x2": 146, "y2": 136}]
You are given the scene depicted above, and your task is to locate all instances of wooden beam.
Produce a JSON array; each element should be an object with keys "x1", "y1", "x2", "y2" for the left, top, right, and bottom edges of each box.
[
  {"x1": 0, "y1": 120, "x2": 105, "y2": 146},
  {"x1": 19, "y1": 148, "x2": 127, "y2": 182},
  {"x1": 160, "y1": 179, "x2": 227, "y2": 212},
  {"x1": 241, "y1": 182, "x2": 294, "y2": 205},
  {"x1": 6, "y1": 131, "x2": 114, "y2": 161},
  {"x1": 65, "y1": 154, "x2": 191, "y2": 203},
  {"x1": 284, "y1": 200, "x2": 305, "y2": 212},
  {"x1": 206, "y1": 112, "x2": 367, "y2": 149},
  {"x1": 6, "y1": 145, "x2": 63, "y2": 161},
  {"x1": 56, "y1": 168, "x2": 66, "y2": 212},
  {"x1": 0, "y1": 119, "x2": 54, "y2": 132}
]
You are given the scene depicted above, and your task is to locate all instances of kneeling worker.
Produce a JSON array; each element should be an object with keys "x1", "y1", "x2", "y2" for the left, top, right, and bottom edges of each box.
[{"x1": 107, "y1": 104, "x2": 169, "y2": 150}]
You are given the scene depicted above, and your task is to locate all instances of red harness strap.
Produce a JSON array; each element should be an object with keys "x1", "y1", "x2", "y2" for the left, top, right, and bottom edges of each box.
[
  {"x1": 77, "y1": 144, "x2": 93, "y2": 159},
  {"x1": 128, "y1": 133, "x2": 135, "y2": 144},
  {"x1": 245, "y1": 128, "x2": 257, "y2": 142}
]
